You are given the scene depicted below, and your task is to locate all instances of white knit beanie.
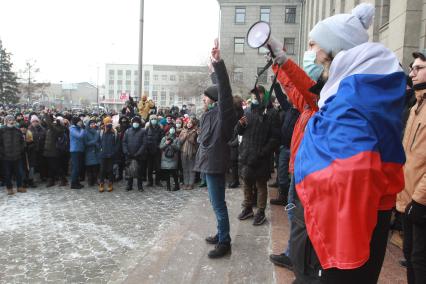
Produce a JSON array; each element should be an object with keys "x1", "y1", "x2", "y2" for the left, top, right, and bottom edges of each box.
[
  {"x1": 309, "y1": 3, "x2": 375, "y2": 57},
  {"x1": 30, "y1": 115, "x2": 40, "y2": 123}
]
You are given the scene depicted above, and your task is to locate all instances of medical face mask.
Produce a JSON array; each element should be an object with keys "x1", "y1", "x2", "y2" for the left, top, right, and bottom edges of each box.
[
  {"x1": 151, "y1": 119, "x2": 158, "y2": 126},
  {"x1": 132, "y1": 122, "x2": 140, "y2": 128},
  {"x1": 303, "y1": 50, "x2": 324, "y2": 82}
]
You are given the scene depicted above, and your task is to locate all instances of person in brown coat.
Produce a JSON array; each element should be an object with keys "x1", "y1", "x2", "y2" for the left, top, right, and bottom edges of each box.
[
  {"x1": 179, "y1": 118, "x2": 198, "y2": 190},
  {"x1": 396, "y1": 50, "x2": 426, "y2": 284}
]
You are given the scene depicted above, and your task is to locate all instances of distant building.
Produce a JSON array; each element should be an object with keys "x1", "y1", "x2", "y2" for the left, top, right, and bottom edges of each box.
[
  {"x1": 217, "y1": 0, "x2": 302, "y2": 96},
  {"x1": 29, "y1": 82, "x2": 98, "y2": 109},
  {"x1": 104, "y1": 64, "x2": 209, "y2": 110}
]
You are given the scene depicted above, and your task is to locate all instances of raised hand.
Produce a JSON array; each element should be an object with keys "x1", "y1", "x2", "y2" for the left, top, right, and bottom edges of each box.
[{"x1": 211, "y1": 38, "x2": 221, "y2": 63}]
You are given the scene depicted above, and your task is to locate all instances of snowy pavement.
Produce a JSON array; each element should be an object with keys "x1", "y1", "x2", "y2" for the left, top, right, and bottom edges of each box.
[{"x1": 0, "y1": 182, "x2": 214, "y2": 283}]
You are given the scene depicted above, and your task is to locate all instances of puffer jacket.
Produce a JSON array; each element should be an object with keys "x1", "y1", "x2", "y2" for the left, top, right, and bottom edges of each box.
[
  {"x1": 100, "y1": 129, "x2": 118, "y2": 159},
  {"x1": 193, "y1": 59, "x2": 237, "y2": 174},
  {"x1": 84, "y1": 127, "x2": 100, "y2": 166},
  {"x1": 28, "y1": 124, "x2": 46, "y2": 153},
  {"x1": 0, "y1": 126, "x2": 24, "y2": 161},
  {"x1": 122, "y1": 126, "x2": 146, "y2": 159},
  {"x1": 237, "y1": 106, "x2": 280, "y2": 181},
  {"x1": 69, "y1": 125, "x2": 85, "y2": 153},
  {"x1": 43, "y1": 116, "x2": 65, "y2": 158},
  {"x1": 397, "y1": 93, "x2": 426, "y2": 212},
  {"x1": 160, "y1": 134, "x2": 180, "y2": 169},
  {"x1": 145, "y1": 125, "x2": 164, "y2": 154}
]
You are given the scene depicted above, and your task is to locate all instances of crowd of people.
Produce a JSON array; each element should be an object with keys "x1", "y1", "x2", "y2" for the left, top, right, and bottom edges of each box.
[
  {"x1": 1, "y1": 2, "x2": 425, "y2": 283},
  {"x1": 0, "y1": 99, "x2": 203, "y2": 194}
]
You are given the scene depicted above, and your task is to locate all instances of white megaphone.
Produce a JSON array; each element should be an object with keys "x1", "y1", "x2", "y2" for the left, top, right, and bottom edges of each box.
[{"x1": 247, "y1": 21, "x2": 283, "y2": 58}]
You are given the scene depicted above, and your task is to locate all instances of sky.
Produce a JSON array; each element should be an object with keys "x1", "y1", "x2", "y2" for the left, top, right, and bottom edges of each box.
[{"x1": 0, "y1": 0, "x2": 220, "y2": 85}]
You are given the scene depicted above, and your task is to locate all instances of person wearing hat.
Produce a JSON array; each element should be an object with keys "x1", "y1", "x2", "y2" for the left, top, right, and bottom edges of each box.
[
  {"x1": 269, "y1": 3, "x2": 407, "y2": 282},
  {"x1": 0, "y1": 115, "x2": 25, "y2": 195},
  {"x1": 115, "y1": 116, "x2": 130, "y2": 181},
  {"x1": 193, "y1": 40, "x2": 236, "y2": 258},
  {"x1": 396, "y1": 50, "x2": 426, "y2": 284},
  {"x1": 236, "y1": 85, "x2": 280, "y2": 226},
  {"x1": 69, "y1": 116, "x2": 86, "y2": 189},
  {"x1": 145, "y1": 114, "x2": 164, "y2": 187},
  {"x1": 28, "y1": 115, "x2": 47, "y2": 186},
  {"x1": 122, "y1": 116, "x2": 147, "y2": 191},
  {"x1": 99, "y1": 116, "x2": 118, "y2": 192}
]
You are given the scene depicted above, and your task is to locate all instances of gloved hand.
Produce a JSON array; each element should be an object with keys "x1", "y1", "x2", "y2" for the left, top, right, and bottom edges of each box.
[
  {"x1": 267, "y1": 38, "x2": 287, "y2": 65},
  {"x1": 406, "y1": 200, "x2": 426, "y2": 224}
]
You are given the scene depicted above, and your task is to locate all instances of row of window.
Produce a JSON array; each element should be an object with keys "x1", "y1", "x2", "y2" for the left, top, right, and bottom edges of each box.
[
  {"x1": 233, "y1": 67, "x2": 269, "y2": 84},
  {"x1": 234, "y1": 37, "x2": 295, "y2": 55},
  {"x1": 235, "y1": 6, "x2": 296, "y2": 24}
]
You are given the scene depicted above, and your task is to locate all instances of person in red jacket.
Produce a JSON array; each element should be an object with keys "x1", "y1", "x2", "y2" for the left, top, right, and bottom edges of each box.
[{"x1": 268, "y1": 48, "x2": 322, "y2": 269}]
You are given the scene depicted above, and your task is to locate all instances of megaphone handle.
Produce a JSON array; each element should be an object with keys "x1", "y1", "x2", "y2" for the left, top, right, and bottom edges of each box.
[{"x1": 266, "y1": 44, "x2": 275, "y2": 58}]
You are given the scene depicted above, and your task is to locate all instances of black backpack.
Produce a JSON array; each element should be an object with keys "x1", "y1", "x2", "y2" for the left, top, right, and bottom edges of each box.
[
  {"x1": 164, "y1": 144, "x2": 176, "y2": 158},
  {"x1": 56, "y1": 132, "x2": 69, "y2": 152}
]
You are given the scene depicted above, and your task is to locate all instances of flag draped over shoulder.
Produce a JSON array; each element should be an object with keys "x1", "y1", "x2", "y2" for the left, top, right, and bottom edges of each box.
[{"x1": 295, "y1": 42, "x2": 406, "y2": 270}]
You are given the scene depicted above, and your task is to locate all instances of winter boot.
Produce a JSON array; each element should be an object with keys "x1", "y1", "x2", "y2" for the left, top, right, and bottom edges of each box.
[
  {"x1": 17, "y1": 187, "x2": 27, "y2": 193},
  {"x1": 253, "y1": 209, "x2": 266, "y2": 226},
  {"x1": 238, "y1": 207, "x2": 254, "y2": 220},
  {"x1": 46, "y1": 179, "x2": 55, "y2": 188},
  {"x1": 7, "y1": 187, "x2": 14, "y2": 195},
  {"x1": 108, "y1": 182, "x2": 113, "y2": 192},
  {"x1": 208, "y1": 243, "x2": 231, "y2": 259},
  {"x1": 99, "y1": 183, "x2": 105, "y2": 192},
  {"x1": 59, "y1": 177, "x2": 68, "y2": 187}
]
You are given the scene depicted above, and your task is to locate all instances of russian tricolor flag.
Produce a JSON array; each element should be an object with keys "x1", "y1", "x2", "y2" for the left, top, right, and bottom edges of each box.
[{"x1": 295, "y1": 43, "x2": 406, "y2": 270}]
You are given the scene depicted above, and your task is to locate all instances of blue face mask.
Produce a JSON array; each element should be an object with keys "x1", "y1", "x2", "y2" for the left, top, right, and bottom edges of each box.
[
  {"x1": 132, "y1": 122, "x2": 140, "y2": 128},
  {"x1": 303, "y1": 50, "x2": 324, "y2": 82},
  {"x1": 150, "y1": 120, "x2": 158, "y2": 126}
]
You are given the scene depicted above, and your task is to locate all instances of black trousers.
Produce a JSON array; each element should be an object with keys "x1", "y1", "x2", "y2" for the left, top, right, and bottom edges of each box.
[
  {"x1": 47, "y1": 157, "x2": 60, "y2": 180},
  {"x1": 403, "y1": 211, "x2": 426, "y2": 284},
  {"x1": 86, "y1": 165, "x2": 99, "y2": 186},
  {"x1": 146, "y1": 152, "x2": 161, "y2": 184},
  {"x1": 229, "y1": 160, "x2": 239, "y2": 184},
  {"x1": 163, "y1": 169, "x2": 179, "y2": 190},
  {"x1": 127, "y1": 159, "x2": 145, "y2": 189},
  {"x1": 291, "y1": 191, "x2": 391, "y2": 284},
  {"x1": 99, "y1": 158, "x2": 114, "y2": 183}
]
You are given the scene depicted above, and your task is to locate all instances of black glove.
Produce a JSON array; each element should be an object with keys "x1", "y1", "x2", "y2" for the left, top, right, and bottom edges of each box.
[{"x1": 406, "y1": 200, "x2": 426, "y2": 224}]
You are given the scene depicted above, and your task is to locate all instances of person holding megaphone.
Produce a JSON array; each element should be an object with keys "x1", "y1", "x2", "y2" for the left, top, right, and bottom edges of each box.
[{"x1": 249, "y1": 3, "x2": 408, "y2": 283}]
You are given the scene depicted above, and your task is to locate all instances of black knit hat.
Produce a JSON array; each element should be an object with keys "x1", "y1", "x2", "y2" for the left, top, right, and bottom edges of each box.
[
  {"x1": 71, "y1": 116, "x2": 81, "y2": 125},
  {"x1": 131, "y1": 116, "x2": 141, "y2": 123},
  {"x1": 204, "y1": 85, "x2": 218, "y2": 102}
]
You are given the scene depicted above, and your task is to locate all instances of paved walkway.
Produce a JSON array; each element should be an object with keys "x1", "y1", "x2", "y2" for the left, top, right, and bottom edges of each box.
[{"x1": 0, "y1": 181, "x2": 407, "y2": 283}]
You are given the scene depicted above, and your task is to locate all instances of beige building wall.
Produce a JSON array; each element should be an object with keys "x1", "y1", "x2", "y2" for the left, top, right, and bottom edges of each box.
[{"x1": 301, "y1": 0, "x2": 426, "y2": 70}]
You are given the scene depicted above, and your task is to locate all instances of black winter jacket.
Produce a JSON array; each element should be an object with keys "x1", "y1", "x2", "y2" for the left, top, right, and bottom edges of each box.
[
  {"x1": 145, "y1": 126, "x2": 164, "y2": 154},
  {"x1": 237, "y1": 106, "x2": 280, "y2": 180},
  {"x1": 0, "y1": 126, "x2": 25, "y2": 161},
  {"x1": 193, "y1": 60, "x2": 237, "y2": 174},
  {"x1": 122, "y1": 127, "x2": 146, "y2": 159},
  {"x1": 43, "y1": 116, "x2": 65, "y2": 158}
]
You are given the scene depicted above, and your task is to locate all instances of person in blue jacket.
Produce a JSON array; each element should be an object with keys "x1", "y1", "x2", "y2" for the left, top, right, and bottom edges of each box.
[{"x1": 69, "y1": 116, "x2": 86, "y2": 189}]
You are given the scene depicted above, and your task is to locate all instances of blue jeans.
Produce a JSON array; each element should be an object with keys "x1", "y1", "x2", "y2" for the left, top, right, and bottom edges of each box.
[
  {"x1": 3, "y1": 159, "x2": 23, "y2": 188},
  {"x1": 278, "y1": 146, "x2": 291, "y2": 195},
  {"x1": 285, "y1": 174, "x2": 296, "y2": 256},
  {"x1": 70, "y1": 152, "x2": 84, "y2": 185},
  {"x1": 205, "y1": 173, "x2": 231, "y2": 244}
]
